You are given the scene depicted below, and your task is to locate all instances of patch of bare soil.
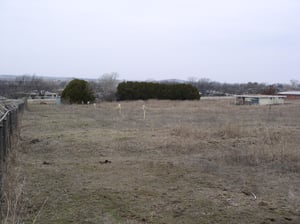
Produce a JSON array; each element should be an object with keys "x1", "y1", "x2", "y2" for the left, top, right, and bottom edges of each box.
[{"x1": 15, "y1": 100, "x2": 300, "y2": 223}]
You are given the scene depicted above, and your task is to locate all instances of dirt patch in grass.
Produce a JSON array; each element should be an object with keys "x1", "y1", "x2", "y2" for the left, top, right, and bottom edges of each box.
[{"x1": 12, "y1": 99, "x2": 300, "y2": 223}]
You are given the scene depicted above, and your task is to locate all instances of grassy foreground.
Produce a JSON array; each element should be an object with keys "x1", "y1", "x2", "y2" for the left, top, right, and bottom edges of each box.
[{"x1": 6, "y1": 99, "x2": 300, "y2": 223}]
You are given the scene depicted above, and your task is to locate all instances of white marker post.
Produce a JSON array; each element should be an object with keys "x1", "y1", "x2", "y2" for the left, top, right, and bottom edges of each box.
[
  {"x1": 142, "y1": 104, "x2": 146, "y2": 120},
  {"x1": 118, "y1": 103, "x2": 122, "y2": 116}
]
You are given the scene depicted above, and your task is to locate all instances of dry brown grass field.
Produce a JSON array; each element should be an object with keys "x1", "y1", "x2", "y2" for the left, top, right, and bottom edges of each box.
[{"x1": 6, "y1": 99, "x2": 300, "y2": 223}]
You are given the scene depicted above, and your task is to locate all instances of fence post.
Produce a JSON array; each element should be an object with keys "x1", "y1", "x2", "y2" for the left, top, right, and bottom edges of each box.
[
  {"x1": 0, "y1": 119, "x2": 4, "y2": 215},
  {"x1": 6, "y1": 113, "x2": 11, "y2": 156},
  {"x1": 9, "y1": 111, "x2": 13, "y2": 135},
  {"x1": 0, "y1": 120, "x2": 2, "y2": 223},
  {"x1": 2, "y1": 118, "x2": 7, "y2": 162},
  {"x1": 0, "y1": 121, "x2": 3, "y2": 165}
]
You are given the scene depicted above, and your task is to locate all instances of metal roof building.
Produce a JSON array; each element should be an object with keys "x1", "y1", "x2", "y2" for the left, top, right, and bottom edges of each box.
[{"x1": 277, "y1": 91, "x2": 300, "y2": 100}]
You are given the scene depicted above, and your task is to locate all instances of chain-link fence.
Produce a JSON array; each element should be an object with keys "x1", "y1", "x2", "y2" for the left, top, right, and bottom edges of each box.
[
  {"x1": 0, "y1": 99, "x2": 24, "y2": 221},
  {"x1": 0, "y1": 100, "x2": 24, "y2": 165}
]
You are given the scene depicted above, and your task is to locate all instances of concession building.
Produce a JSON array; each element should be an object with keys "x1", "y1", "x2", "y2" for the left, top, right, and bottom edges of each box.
[{"x1": 235, "y1": 95, "x2": 286, "y2": 105}]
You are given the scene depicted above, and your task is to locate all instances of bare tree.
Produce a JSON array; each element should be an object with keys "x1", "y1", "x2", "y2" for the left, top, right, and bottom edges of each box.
[
  {"x1": 97, "y1": 72, "x2": 119, "y2": 101},
  {"x1": 290, "y1": 80, "x2": 300, "y2": 90}
]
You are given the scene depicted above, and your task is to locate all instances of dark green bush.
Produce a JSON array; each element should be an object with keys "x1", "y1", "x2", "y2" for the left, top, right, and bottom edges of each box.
[
  {"x1": 61, "y1": 79, "x2": 95, "y2": 104},
  {"x1": 117, "y1": 82, "x2": 200, "y2": 100}
]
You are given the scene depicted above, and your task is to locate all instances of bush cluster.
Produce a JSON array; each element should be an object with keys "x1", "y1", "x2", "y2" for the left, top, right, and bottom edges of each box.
[
  {"x1": 61, "y1": 79, "x2": 95, "y2": 104},
  {"x1": 117, "y1": 82, "x2": 200, "y2": 100}
]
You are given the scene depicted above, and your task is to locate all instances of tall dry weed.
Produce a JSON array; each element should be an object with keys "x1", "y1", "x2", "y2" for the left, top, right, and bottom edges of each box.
[
  {"x1": 217, "y1": 122, "x2": 244, "y2": 138},
  {"x1": 223, "y1": 124, "x2": 300, "y2": 173},
  {"x1": 1, "y1": 152, "x2": 25, "y2": 224}
]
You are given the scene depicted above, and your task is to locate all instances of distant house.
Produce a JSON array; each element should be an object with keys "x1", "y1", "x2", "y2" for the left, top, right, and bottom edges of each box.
[
  {"x1": 27, "y1": 90, "x2": 60, "y2": 105},
  {"x1": 235, "y1": 95, "x2": 286, "y2": 105},
  {"x1": 29, "y1": 90, "x2": 58, "y2": 99},
  {"x1": 277, "y1": 91, "x2": 300, "y2": 100},
  {"x1": 43, "y1": 91, "x2": 57, "y2": 99}
]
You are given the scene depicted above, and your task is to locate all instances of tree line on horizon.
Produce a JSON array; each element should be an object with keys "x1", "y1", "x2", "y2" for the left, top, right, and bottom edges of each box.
[{"x1": 1, "y1": 74, "x2": 300, "y2": 101}]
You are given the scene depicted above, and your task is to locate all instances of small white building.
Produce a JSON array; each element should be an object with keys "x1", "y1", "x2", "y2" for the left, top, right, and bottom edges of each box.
[
  {"x1": 27, "y1": 90, "x2": 60, "y2": 105},
  {"x1": 235, "y1": 95, "x2": 286, "y2": 105},
  {"x1": 29, "y1": 90, "x2": 58, "y2": 99}
]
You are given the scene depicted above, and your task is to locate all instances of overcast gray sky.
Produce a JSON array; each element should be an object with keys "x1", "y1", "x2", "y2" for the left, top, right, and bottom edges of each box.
[{"x1": 1, "y1": 0, "x2": 299, "y2": 83}]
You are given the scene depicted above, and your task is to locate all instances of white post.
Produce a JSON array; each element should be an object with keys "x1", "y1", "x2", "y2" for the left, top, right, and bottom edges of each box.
[
  {"x1": 118, "y1": 103, "x2": 122, "y2": 116},
  {"x1": 142, "y1": 105, "x2": 146, "y2": 120}
]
